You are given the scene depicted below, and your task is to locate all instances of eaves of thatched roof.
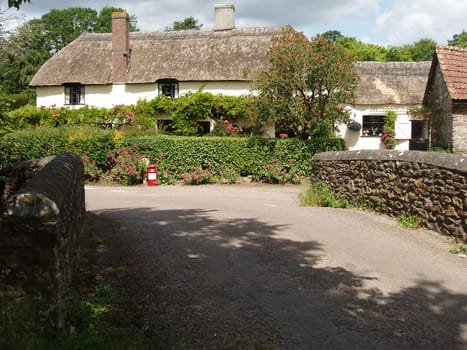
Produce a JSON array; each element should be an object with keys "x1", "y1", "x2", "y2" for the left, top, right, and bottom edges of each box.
[
  {"x1": 30, "y1": 27, "x2": 285, "y2": 87},
  {"x1": 353, "y1": 61, "x2": 431, "y2": 105}
]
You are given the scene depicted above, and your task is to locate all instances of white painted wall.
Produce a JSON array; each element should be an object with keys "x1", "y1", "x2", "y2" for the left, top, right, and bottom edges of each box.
[
  {"x1": 180, "y1": 81, "x2": 251, "y2": 96},
  {"x1": 35, "y1": 81, "x2": 252, "y2": 109},
  {"x1": 337, "y1": 104, "x2": 413, "y2": 151}
]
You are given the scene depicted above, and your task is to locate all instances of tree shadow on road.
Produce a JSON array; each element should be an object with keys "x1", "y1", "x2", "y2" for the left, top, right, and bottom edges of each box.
[{"x1": 94, "y1": 207, "x2": 466, "y2": 350}]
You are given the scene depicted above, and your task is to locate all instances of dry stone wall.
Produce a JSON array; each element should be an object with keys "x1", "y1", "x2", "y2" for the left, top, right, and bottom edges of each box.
[
  {"x1": 0, "y1": 153, "x2": 85, "y2": 328},
  {"x1": 312, "y1": 150, "x2": 466, "y2": 240}
]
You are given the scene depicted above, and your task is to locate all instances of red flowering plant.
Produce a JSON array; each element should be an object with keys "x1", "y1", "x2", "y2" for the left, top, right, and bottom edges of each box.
[
  {"x1": 82, "y1": 155, "x2": 101, "y2": 183},
  {"x1": 106, "y1": 104, "x2": 136, "y2": 128},
  {"x1": 252, "y1": 159, "x2": 306, "y2": 184},
  {"x1": 107, "y1": 144, "x2": 147, "y2": 185},
  {"x1": 211, "y1": 116, "x2": 242, "y2": 136},
  {"x1": 180, "y1": 165, "x2": 215, "y2": 185}
]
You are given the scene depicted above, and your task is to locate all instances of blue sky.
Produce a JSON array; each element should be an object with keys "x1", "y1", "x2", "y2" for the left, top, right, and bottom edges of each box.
[{"x1": 1, "y1": 0, "x2": 466, "y2": 46}]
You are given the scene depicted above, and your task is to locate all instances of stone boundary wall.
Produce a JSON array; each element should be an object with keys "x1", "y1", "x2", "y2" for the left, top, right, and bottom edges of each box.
[
  {"x1": 312, "y1": 150, "x2": 466, "y2": 241},
  {"x1": 0, "y1": 153, "x2": 85, "y2": 328}
]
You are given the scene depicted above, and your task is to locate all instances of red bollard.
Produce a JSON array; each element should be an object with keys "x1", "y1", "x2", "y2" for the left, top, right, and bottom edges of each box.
[{"x1": 147, "y1": 164, "x2": 157, "y2": 186}]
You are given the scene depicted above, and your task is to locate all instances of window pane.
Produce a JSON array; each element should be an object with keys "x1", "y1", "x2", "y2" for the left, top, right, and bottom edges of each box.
[
  {"x1": 158, "y1": 81, "x2": 178, "y2": 98},
  {"x1": 64, "y1": 84, "x2": 85, "y2": 105},
  {"x1": 362, "y1": 115, "x2": 384, "y2": 137}
]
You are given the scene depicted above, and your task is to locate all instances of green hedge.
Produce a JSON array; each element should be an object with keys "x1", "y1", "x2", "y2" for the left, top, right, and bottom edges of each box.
[
  {"x1": 0, "y1": 128, "x2": 345, "y2": 180},
  {"x1": 0, "y1": 127, "x2": 117, "y2": 169}
]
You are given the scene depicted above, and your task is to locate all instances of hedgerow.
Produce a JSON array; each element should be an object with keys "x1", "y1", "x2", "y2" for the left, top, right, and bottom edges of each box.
[{"x1": 0, "y1": 127, "x2": 344, "y2": 184}]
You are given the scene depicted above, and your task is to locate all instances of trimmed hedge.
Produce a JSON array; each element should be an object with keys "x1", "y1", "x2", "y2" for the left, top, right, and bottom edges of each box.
[
  {"x1": 0, "y1": 127, "x2": 118, "y2": 170},
  {"x1": 0, "y1": 128, "x2": 345, "y2": 181}
]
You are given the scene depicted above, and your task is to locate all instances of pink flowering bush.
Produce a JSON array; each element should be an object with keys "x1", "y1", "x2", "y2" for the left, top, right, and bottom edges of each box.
[
  {"x1": 211, "y1": 116, "x2": 242, "y2": 136},
  {"x1": 82, "y1": 155, "x2": 101, "y2": 183},
  {"x1": 107, "y1": 144, "x2": 147, "y2": 185},
  {"x1": 252, "y1": 159, "x2": 306, "y2": 184},
  {"x1": 180, "y1": 165, "x2": 215, "y2": 185}
]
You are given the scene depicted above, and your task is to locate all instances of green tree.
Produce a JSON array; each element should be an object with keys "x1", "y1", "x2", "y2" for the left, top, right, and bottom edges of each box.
[
  {"x1": 408, "y1": 38, "x2": 437, "y2": 61},
  {"x1": 0, "y1": 19, "x2": 49, "y2": 98},
  {"x1": 335, "y1": 36, "x2": 387, "y2": 61},
  {"x1": 322, "y1": 30, "x2": 343, "y2": 42},
  {"x1": 386, "y1": 39, "x2": 436, "y2": 61},
  {"x1": 40, "y1": 8, "x2": 98, "y2": 53},
  {"x1": 166, "y1": 16, "x2": 202, "y2": 31},
  {"x1": 93, "y1": 6, "x2": 138, "y2": 33},
  {"x1": 448, "y1": 30, "x2": 467, "y2": 47},
  {"x1": 252, "y1": 27, "x2": 358, "y2": 138}
]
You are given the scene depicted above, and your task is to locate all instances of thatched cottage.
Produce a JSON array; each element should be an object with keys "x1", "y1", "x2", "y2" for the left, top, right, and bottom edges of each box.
[
  {"x1": 424, "y1": 46, "x2": 467, "y2": 154},
  {"x1": 30, "y1": 5, "x2": 283, "y2": 108},
  {"x1": 338, "y1": 61, "x2": 431, "y2": 151},
  {"x1": 30, "y1": 4, "x2": 434, "y2": 151}
]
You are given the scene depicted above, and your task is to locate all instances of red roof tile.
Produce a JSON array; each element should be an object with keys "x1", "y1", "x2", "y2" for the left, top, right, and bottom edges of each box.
[{"x1": 436, "y1": 46, "x2": 467, "y2": 100}]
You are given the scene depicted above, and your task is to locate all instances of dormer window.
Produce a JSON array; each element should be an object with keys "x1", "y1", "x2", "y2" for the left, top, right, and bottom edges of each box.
[
  {"x1": 64, "y1": 84, "x2": 85, "y2": 105},
  {"x1": 158, "y1": 79, "x2": 179, "y2": 98}
]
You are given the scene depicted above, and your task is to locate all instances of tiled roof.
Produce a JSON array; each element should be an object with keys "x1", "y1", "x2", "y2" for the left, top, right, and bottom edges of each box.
[{"x1": 435, "y1": 46, "x2": 467, "y2": 100}]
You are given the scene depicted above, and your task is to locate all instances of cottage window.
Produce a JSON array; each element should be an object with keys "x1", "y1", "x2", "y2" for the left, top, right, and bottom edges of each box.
[
  {"x1": 361, "y1": 115, "x2": 384, "y2": 137},
  {"x1": 158, "y1": 80, "x2": 179, "y2": 98},
  {"x1": 64, "y1": 84, "x2": 85, "y2": 105}
]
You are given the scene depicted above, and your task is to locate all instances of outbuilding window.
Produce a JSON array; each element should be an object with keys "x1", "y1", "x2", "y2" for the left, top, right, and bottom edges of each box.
[
  {"x1": 157, "y1": 79, "x2": 179, "y2": 98},
  {"x1": 362, "y1": 115, "x2": 384, "y2": 137},
  {"x1": 64, "y1": 84, "x2": 85, "y2": 105}
]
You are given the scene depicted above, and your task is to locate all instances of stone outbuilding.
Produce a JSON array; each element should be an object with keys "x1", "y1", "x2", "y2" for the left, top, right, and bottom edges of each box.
[{"x1": 424, "y1": 46, "x2": 467, "y2": 154}]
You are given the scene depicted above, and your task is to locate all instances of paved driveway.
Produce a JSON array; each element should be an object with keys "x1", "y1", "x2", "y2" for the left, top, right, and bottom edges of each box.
[{"x1": 86, "y1": 184, "x2": 466, "y2": 349}]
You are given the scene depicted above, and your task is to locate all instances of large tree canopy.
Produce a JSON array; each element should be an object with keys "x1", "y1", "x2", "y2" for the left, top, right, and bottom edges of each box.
[
  {"x1": 323, "y1": 30, "x2": 436, "y2": 62},
  {"x1": 252, "y1": 27, "x2": 358, "y2": 138}
]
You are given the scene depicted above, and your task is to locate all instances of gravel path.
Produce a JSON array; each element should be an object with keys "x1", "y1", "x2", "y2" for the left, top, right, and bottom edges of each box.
[{"x1": 86, "y1": 184, "x2": 467, "y2": 349}]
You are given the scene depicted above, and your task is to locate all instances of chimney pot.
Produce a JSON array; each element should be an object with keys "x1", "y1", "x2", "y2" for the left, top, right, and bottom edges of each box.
[{"x1": 214, "y1": 4, "x2": 235, "y2": 31}]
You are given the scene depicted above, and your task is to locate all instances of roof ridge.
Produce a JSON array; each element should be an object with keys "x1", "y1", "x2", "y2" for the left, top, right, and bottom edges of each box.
[{"x1": 437, "y1": 45, "x2": 467, "y2": 52}]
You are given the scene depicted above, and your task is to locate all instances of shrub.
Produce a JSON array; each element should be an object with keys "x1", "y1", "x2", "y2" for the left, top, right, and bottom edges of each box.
[
  {"x1": 83, "y1": 155, "x2": 102, "y2": 183},
  {"x1": 66, "y1": 128, "x2": 117, "y2": 169},
  {"x1": 252, "y1": 159, "x2": 306, "y2": 184},
  {"x1": 180, "y1": 165, "x2": 215, "y2": 185},
  {"x1": 107, "y1": 145, "x2": 148, "y2": 185},
  {"x1": 0, "y1": 127, "x2": 67, "y2": 168}
]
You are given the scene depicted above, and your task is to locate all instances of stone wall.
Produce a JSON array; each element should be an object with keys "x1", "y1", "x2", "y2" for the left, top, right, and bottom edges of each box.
[
  {"x1": 452, "y1": 104, "x2": 467, "y2": 155},
  {"x1": 0, "y1": 153, "x2": 85, "y2": 328},
  {"x1": 430, "y1": 64, "x2": 453, "y2": 150},
  {"x1": 312, "y1": 150, "x2": 466, "y2": 241}
]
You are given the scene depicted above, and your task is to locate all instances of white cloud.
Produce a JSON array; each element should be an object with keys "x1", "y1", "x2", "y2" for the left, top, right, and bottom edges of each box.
[
  {"x1": 372, "y1": 0, "x2": 467, "y2": 45},
  {"x1": 4, "y1": 0, "x2": 466, "y2": 45}
]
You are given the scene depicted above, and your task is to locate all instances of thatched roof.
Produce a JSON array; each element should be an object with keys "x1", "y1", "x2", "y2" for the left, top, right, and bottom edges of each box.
[
  {"x1": 353, "y1": 61, "x2": 431, "y2": 105},
  {"x1": 425, "y1": 46, "x2": 467, "y2": 101},
  {"x1": 30, "y1": 27, "x2": 285, "y2": 86}
]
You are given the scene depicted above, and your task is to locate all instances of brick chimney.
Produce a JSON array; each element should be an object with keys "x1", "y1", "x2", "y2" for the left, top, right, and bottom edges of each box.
[
  {"x1": 112, "y1": 12, "x2": 130, "y2": 83},
  {"x1": 214, "y1": 4, "x2": 235, "y2": 31}
]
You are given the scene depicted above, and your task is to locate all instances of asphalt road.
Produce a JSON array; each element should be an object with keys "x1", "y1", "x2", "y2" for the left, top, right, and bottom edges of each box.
[{"x1": 86, "y1": 184, "x2": 466, "y2": 349}]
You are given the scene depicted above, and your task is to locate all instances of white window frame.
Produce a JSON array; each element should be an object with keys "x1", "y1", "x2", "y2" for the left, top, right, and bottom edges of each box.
[
  {"x1": 64, "y1": 84, "x2": 85, "y2": 105},
  {"x1": 157, "y1": 79, "x2": 179, "y2": 98}
]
